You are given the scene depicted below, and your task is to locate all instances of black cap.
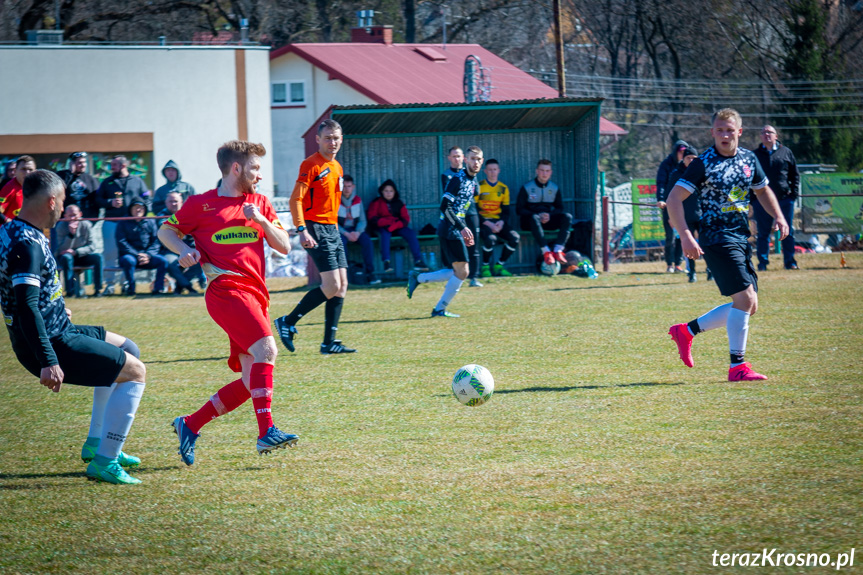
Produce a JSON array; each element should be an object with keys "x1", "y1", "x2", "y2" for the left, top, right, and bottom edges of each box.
[
  {"x1": 69, "y1": 151, "x2": 88, "y2": 160},
  {"x1": 683, "y1": 146, "x2": 698, "y2": 157}
]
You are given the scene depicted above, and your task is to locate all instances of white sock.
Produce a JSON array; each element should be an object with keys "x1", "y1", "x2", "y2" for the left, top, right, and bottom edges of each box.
[
  {"x1": 419, "y1": 268, "x2": 453, "y2": 283},
  {"x1": 96, "y1": 381, "x2": 145, "y2": 460},
  {"x1": 727, "y1": 308, "x2": 750, "y2": 367},
  {"x1": 691, "y1": 303, "x2": 733, "y2": 335},
  {"x1": 435, "y1": 275, "x2": 463, "y2": 311},
  {"x1": 87, "y1": 384, "x2": 115, "y2": 438},
  {"x1": 553, "y1": 244, "x2": 564, "y2": 253}
]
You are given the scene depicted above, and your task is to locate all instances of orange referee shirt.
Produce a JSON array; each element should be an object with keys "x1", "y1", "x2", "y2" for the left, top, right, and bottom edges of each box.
[{"x1": 290, "y1": 152, "x2": 343, "y2": 226}]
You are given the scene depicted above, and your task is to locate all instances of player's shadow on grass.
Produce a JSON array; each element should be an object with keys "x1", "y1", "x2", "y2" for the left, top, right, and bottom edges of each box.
[
  {"x1": 0, "y1": 466, "x2": 177, "y2": 486},
  {"x1": 495, "y1": 381, "x2": 684, "y2": 394},
  {"x1": 148, "y1": 356, "x2": 229, "y2": 364},
  {"x1": 550, "y1": 281, "x2": 679, "y2": 292}
]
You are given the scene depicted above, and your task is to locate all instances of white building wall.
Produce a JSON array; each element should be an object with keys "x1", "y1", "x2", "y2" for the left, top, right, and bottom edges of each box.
[
  {"x1": 0, "y1": 46, "x2": 273, "y2": 196},
  {"x1": 270, "y1": 53, "x2": 375, "y2": 195}
]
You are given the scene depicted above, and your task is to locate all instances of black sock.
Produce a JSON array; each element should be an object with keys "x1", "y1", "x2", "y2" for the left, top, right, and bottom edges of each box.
[
  {"x1": 687, "y1": 319, "x2": 702, "y2": 336},
  {"x1": 500, "y1": 244, "x2": 516, "y2": 263},
  {"x1": 730, "y1": 352, "x2": 745, "y2": 364},
  {"x1": 482, "y1": 249, "x2": 493, "y2": 265},
  {"x1": 285, "y1": 287, "x2": 327, "y2": 325},
  {"x1": 687, "y1": 258, "x2": 696, "y2": 274},
  {"x1": 323, "y1": 296, "x2": 344, "y2": 345}
]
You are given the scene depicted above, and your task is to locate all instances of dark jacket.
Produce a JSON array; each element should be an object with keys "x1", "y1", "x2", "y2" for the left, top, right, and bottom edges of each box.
[
  {"x1": 656, "y1": 140, "x2": 689, "y2": 202},
  {"x1": 516, "y1": 179, "x2": 564, "y2": 217},
  {"x1": 368, "y1": 179, "x2": 411, "y2": 232},
  {"x1": 57, "y1": 170, "x2": 101, "y2": 219},
  {"x1": 97, "y1": 173, "x2": 149, "y2": 218},
  {"x1": 152, "y1": 160, "x2": 196, "y2": 215},
  {"x1": 668, "y1": 161, "x2": 701, "y2": 225},
  {"x1": 116, "y1": 201, "x2": 160, "y2": 258},
  {"x1": 753, "y1": 143, "x2": 799, "y2": 201}
]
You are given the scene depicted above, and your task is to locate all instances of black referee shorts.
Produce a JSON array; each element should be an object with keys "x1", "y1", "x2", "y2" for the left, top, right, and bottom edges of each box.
[
  {"x1": 702, "y1": 239, "x2": 758, "y2": 297},
  {"x1": 306, "y1": 221, "x2": 347, "y2": 273},
  {"x1": 10, "y1": 324, "x2": 127, "y2": 387}
]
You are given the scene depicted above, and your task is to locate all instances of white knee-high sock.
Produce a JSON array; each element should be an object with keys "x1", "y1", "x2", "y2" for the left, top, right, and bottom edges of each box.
[
  {"x1": 692, "y1": 303, "x2": 733, "y2": 334},
  {"x1": 727, "y1": 308, "x2": 750, "y2": 366},
  {"x1": 96, "y1": 381, "x2": 145, "y2": 460},
  {"x1": 435, "y1": 276, "x2": 464, "y2": 311},
  {"x1": 87, "y1": 384, "x2": 116, "y2": 438},
  {"x1": 419, "y1": 268, "x2": 453, "y2": 283}
]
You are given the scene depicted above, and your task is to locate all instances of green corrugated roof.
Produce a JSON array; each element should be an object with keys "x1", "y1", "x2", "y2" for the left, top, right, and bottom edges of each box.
[{"x1": 331, "y1": 98, "x2": 602, "y2": 136}]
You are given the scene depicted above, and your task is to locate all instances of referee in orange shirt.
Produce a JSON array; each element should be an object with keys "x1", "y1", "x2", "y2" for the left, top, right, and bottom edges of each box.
[{"x1": 274, "y1": 119, "x2": 356, "y2": 355}]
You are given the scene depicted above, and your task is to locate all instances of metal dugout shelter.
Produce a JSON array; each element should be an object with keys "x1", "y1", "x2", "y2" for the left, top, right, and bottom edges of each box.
[{"x1": 307, "y1": 98, "x2": 602, "y2": 273}]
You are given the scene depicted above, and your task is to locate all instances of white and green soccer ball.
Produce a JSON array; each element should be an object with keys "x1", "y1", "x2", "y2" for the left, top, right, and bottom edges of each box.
[{"x1": 452, "y1": 364, "x2": 494, "y2": 406}]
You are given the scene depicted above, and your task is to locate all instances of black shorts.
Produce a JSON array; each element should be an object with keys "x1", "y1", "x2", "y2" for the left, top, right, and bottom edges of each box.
[
  {"x1": 437, "y1": 221, "x2": 470, "y2": 267},
  {"x1": 702, "y1": 239, "x2": 758, "y2": 297},
  {"x1": 306, "y1": 221, "x2": 347, "y2": 273},
  {"x1": 9, "y1": 324, "x2": 126, "y2": 387}
]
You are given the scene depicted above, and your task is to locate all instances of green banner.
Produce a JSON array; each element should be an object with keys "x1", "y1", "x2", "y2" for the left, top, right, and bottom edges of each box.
[
  {"x1": 631, "y1": 179, "x2": 664, "y2": 242},
  {"x1": 801, "y1": 174, "x2": 863, "y2": 234}
]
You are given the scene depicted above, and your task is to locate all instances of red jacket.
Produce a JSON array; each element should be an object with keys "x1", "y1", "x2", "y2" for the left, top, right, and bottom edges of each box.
[{"x1": 367, "y1": 197, "x2": 410, "y2": 232}]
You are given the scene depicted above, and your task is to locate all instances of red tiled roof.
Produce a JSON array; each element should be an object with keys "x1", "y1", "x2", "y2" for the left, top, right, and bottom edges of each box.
[
  {"x1": 271, "y1": 42, "x2": 628, "y2": 136},
  {"x1": 271, "y1": 43, "x2": 558, "y2": 105}
]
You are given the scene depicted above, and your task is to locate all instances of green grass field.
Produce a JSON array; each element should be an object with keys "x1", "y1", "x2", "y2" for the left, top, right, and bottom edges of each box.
[{"x1": 1, "y1": 253, "x2": 861, "y2": 574}]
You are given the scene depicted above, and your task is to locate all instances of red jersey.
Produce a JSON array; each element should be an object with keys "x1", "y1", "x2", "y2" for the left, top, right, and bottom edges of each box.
[
  {"x1": 0, "y1": 179, "x2": 23, "y2": 221},
  {"x1": 161, "y1": 189, "x2": 284, "y2": 299},
  {"x1": 291, "y1": 152, "x2": 343, "y2": 226}
]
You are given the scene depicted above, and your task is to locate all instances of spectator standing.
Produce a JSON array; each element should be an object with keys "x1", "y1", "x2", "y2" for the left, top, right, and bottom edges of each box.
[
  {"x1": 57, "y1": 152, "x2": 101, "y2": 219},
  {"x1": 54, "y1": 204, "x2": 103, "y2": 297},
  {"x1": 157, "y1": 191, "x2": 204, "y2": 294},
  {"x1": 338, "y1": 175, "x2": 378, "y2": 284},
  {"x1": 0, "y1": 155, "x2": 36, "y2": 225},
  {"x1": 96, "y1": 155, "x2": 149, "y2": 293},
  {"x1": 477, "y1": 159, "x2": 519, "y2": 277},
  {"x1": 666, "y1": 146, "x2": 703, "y2": 282},
  {"x1": 367, "y1": 179, "x2": 428, "y2": 275},
  {"x1": 116, "y1": 199, "x2": 167, "y2": 295},
  {"x1": 516, "y1": 159, "x2": 573, "y2": 266},
  {"x1": 657, "y1": 140, "x2": 690, "y2": 273},
  {"x1": 152, "y1": 160, "x2": 196, "y2": 215},
  {"x1": 0, "y1": 159, "x2": 15, "y2": 189},
  {"x1": 753, "y1": 125, "x2": 800, "y2": 270}
]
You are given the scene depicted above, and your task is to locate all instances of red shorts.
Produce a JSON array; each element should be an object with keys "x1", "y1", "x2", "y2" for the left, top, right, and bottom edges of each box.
[{"x1": 205, "y1": 279, "x2": 271, "y2": 372}]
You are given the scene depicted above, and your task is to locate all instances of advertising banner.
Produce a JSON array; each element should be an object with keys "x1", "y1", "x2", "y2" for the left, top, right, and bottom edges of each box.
[
  {"x1": 631, "y1": 179, "x2": 664, "y2": 242},
  {"x1": 801, "y1": 174, "x2": 863, "y2": 234}
]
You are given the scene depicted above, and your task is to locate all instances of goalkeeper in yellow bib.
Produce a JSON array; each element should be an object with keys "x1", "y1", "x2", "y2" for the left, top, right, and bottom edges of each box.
[{"x1": 476, "y1": 159, "x2": 519, "y2": 277}]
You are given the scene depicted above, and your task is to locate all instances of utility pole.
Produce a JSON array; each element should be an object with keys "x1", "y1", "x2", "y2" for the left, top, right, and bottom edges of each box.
[
  {"x1": 405, "y1": 0, "x2": 416, "y2": 43},
  {"x1": 553, "y1": 0, "x2": 566, "y2": 97}
]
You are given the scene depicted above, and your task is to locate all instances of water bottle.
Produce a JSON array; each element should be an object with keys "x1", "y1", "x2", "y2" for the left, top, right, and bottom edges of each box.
[{"x1": 428, "y1": 251, "x2": 437, "y2": 271}]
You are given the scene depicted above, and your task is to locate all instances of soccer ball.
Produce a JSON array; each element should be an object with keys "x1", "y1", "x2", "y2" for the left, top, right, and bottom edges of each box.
[
  {"x1": 540, "y1": 260, "x2": 561, "y2": 276},
  {"x1": 452, "y1": 364, "x2": 495, "y2": 406}
]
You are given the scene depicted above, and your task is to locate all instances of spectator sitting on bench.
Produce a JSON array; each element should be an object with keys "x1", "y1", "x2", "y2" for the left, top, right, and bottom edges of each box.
[
  {"x1": 338, "y1": 175, "x2": 379, "y2": 285},
  {"x1": 116, "y1": 199, "x2": 167, "y2": 296},
  {"x1": 54, "y1": 204, "x2": 103, "y2": 297},
  {"x1": 157, "y1": 191, "x2": 206, "y2": 294},
  {"x1": 516, "y1": 159, "x2": 573, "y2": 266},
  {"x1": 367, "y1": 179, "x2": 428, "y2": 273},
  {"x1": 477, "y1": 159, "x2": 519, "y2": 277}
]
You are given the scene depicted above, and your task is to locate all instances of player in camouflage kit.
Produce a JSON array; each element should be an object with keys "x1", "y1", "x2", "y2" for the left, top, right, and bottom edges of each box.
[
  {"x1": 407, "y1": 146, "x2": 483, "y2": 317},
  {"x1": 666, "y1": 109, "x2": 789, "y2": 382},
  {"x1": 0, "y1": 170, "x2": 147, "y2": 484}
]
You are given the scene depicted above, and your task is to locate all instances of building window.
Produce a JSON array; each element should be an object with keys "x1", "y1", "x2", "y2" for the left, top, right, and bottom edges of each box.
[
  {"x1": 272, "y1": 83, "x2": 287, "y2": 104},
  {"x1": 273, "y1": 81, "x2": 305, "y2": 105},
  {"x1": 289, "y1": 82, "x2": 305, "y2": 104}
]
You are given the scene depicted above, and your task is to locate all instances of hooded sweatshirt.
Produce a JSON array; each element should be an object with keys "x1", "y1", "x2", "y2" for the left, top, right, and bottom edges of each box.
[
  {"x1": 152, "y1": 160, "x2": 196, "y2": 214},
  {"x1": 116, "y1": 200, "x2": 161, "y2": 258},
  {"x1": 656, "y1": 139, "x2": 690, "y2": 202}
]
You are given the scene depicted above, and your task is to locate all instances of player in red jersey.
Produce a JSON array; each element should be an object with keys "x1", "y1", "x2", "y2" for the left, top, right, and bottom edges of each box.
[
  {"x1": 158, "y1": 140, "x2": 298, "y2": 465},
  {"x1": 0, "y1": 155, "x2": 36, "y2": 225}
]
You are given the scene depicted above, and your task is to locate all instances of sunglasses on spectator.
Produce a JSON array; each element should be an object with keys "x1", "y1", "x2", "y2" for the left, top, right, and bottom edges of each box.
[{"x1": 69, "y1": 152, "x2": 88, "y2": 159}]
